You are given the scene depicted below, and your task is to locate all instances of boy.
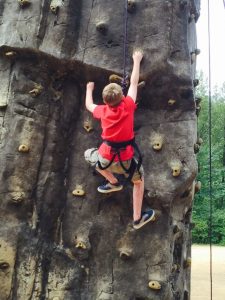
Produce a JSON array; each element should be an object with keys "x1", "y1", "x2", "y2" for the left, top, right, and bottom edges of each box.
[{"x1": 84, "y1": 50, "x2": 155, "y2": 229}]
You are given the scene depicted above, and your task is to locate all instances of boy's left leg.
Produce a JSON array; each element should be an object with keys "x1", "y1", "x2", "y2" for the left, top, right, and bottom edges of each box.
[
  {"x1": 84, "y1": 148, "x2": 123, "y2": 193},
  {"x1": 95, "y1": 167, "x2": 123, "y2": 193},
  {"x1": 95, "y1": 168, "x2": 118, "y2": 185}
]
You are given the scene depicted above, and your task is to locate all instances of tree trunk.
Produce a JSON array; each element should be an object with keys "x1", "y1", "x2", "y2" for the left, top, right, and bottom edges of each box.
[{"x1": 0, "y1": 0, "x2": 200, "y2": 299}]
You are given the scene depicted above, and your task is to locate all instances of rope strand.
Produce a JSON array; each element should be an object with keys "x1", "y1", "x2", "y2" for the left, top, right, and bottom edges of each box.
[
  {"x1": 207, "y1": 1, "x2": 213, "y2": 299},
  {"x1": 122, "y1": 0, "x2": 128, "y2": 94}
]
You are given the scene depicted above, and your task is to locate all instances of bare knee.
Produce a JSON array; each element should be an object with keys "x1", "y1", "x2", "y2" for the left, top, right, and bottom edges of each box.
[{"x1": 133, "y1": 179, "x2": 142, "y2": 185}]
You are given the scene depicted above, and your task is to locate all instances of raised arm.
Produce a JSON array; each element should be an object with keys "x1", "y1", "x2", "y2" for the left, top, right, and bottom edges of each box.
[
  {"x1": 85, "y1": 82, "x2": 97, "y2": 113},
  {"x1": 127, "y1": 50, "x2": 143, "y2": 103}
]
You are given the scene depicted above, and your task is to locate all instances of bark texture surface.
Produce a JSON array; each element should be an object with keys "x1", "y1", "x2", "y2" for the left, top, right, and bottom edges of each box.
[{"x1": 0, "y1": 0, "x2": 200, "y2": 299}]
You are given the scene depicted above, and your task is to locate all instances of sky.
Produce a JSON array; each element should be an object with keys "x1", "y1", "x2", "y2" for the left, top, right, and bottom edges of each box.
[{"x1": 196, "y1": 0, "x2": 225, "y2": 87}]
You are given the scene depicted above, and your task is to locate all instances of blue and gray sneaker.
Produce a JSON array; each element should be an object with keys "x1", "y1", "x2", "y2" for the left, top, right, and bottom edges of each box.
[
  {"x1": 97, "y1": 181, "x2": 123, "y2": 193},
  {"x1": 133, "y1": 209, "x2": 155, "y2": 230}
]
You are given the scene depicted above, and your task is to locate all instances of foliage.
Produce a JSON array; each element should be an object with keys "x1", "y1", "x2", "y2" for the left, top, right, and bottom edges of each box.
[{"x1": 192, "y1": 73, "x2": 225, "y2": 245}]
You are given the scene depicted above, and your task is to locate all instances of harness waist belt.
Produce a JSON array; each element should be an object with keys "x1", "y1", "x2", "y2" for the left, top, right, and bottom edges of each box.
[{"x1": 102, "y1": 138, "x2": 135, "y2": 149}]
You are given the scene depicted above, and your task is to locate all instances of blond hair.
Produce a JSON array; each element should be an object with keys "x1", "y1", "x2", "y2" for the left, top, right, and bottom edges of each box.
[{"x1": 102, "y1": 83, "x2": 123, "y2": 106}]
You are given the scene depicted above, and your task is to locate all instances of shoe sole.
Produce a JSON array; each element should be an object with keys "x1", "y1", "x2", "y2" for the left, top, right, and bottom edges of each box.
[
  {"x1": 133, "y1": 210, "x2": 155, "y2": 230},
  {"x1": 97, "y1": 186, "x2": 123, "y2": 194}
]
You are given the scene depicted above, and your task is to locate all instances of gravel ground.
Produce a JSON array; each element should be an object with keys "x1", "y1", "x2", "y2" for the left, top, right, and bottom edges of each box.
[{"x1": 191, "y1": 245, "x2": 225, "y2": 300}]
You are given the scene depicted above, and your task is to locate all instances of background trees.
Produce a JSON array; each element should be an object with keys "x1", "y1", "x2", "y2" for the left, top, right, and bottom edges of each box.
[{"x1": 192, "y1": 72, "x2": 225, "y2": 245}]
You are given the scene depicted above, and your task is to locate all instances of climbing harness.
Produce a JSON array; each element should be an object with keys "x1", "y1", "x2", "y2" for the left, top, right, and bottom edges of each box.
[
  {"x1": 97, "y1": 138, "x2": 142, "y2": 182},
  {"x1": 121, "y1": 0, "x2": 129, "y2": 94},
  {"x1": 207, "y1": 1, "x2": 213, "y2": 299}
]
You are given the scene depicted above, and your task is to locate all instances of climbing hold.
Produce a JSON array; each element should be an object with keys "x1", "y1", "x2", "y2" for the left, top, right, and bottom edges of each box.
[
  {"x1": 18, "y1": 0, "x2": 31, "y2": 8},
  {"x1": 0, "y1": 262, "x2": 10, "y2": 270},
  {"x1": 148, "y1": 281, "x2": 161, "y2": 290},
  {"x1": 168, "y1": 99, "x2": 176, "y2": 106},
  {"x1": 96, "y1": 22, "x2": 108, "y2": 34},
  {"x1": 196, "y1": 105, "x2": 201, "y2": 116},
  {"x1": 197, "y1": 137, "x2": 203, "y2": 145},
  {"x1": 195, "y1": 97, "x2": 202, "y2": 105},
  {"x1": 18, "y1": 144, "x2": 30, "y2": 153},
  {"x1": 194, "y1": 143, "x2": 200, "y2": 154},
  {"x1": 190, "y1": 52, "x2": 196, "y2": 64},
  {"x1": 188, "y1": 13, "x2": 195, "y2": 23},
  {"x1": 75, "y1": 240, "x2": 87, "y2": 249},
  {"x1": 72, "y1": 185, "x2": 85, "y2": 197},
  {"x1": 194, "y1": 181, "x2": 201, "y2": 193},
  {"x1": 109, "y1": 74, "x2": 123, "y2": 84},
  {"x1": 191, "y1": 49, "x2": 200, "y2": 64},
  {"x1": 179, "y1": 0, "x2": 188, "y2": 8},
  {"x1": 29, "y1": 83, "x2": 43, "y2": 97},
  {"x1": 127, "y1": 0, "x2": 136, "y2": 13},
  {"x1": 119, "y1": 248, "x2": 132, "y2": 260},
  {"x1": 170, "y1": 161, "x2": 182, "y2": 177},
  {"x1": 109, "y1": 74, "x2": 131, "y2": 88},
  {"x1": 138, "y1": 81, "x2": 145, "y2": 89},
  {"x1": 50, "y1": 0, "x2": 63, "y2": 14},
  {"x1": 83, "y1": 119, "x2": 93, "y2": 133},
  {"x1": 183, "y1": 257, "x2": 191, "y2": 268},
  {"x1": 173, "y1": 224, "x2": 180, "y2": 234},
  {"x1": 11, "y1": 192, "x2": 25, "y2": 203},
  {"x1": 195, "y1": 48, "x2": 201, "y2": 55},
  {"x1": 0, "y1": 100, "x2": 7, "y2": 108},
  {"x1": 151, "y1": 134, "x2": 163, "y2": 151},
  {"x1": 5, "y1": 51, "x2": 17, "y2": 58},
  {"x1": 193, "y1": 79, "x2": 199, "y2": 87},
  {"x1": 172, "y1": 264, "x2": 180, "y2": 272}
]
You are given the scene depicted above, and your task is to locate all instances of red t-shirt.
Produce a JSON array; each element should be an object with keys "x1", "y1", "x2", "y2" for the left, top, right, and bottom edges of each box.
[{"x1": 93, "y1": 96, "x2": 136, "y2": 161}]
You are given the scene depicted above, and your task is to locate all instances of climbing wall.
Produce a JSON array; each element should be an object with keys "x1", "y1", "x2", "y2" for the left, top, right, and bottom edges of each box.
[{"x1": 0, "y1": 0, "x2": 201, "y2": 299}]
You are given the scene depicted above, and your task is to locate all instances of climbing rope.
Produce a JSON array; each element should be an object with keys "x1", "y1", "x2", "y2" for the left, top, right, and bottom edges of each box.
[
  {"x1": 207, "y1": 1, "x2": 213, "y2": 299},
  {"x1": 121, "y1": 0, "x2": 129, "y2": 94}
]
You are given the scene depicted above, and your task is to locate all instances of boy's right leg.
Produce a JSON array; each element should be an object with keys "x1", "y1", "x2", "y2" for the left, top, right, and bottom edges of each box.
[
  {"x1": 133, "y1": 178, "x2": 144, "y2": 221},
  {"x1": 132, "y1": 176, "x2": 155, "y2": 230}
]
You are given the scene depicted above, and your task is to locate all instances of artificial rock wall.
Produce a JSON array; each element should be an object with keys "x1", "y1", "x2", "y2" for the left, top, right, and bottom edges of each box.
[{"x1": 0, "y1": 0, "x2": 201, "y2": 299}]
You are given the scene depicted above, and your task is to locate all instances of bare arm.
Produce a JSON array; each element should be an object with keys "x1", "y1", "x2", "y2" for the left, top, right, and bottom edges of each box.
[
  {"x1": 127, "y1": 50, "x2": 143, "y2": 103},
  {"x1": 85, "y1": 82, "x2": 97, "y2": 113}
]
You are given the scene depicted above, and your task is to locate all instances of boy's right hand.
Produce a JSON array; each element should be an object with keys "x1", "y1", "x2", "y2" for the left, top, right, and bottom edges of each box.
[
  {"x1": 87, "y1": 82, "x2": 95, "y2": 91},
  {"x1": 133, "y1": 49, "x2": 143, "y2": 63}
]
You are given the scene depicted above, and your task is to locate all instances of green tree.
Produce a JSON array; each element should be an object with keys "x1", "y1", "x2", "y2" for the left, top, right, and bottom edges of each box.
[{"x1": 192, "y1": 73, "x2": 225, "y2": 245}]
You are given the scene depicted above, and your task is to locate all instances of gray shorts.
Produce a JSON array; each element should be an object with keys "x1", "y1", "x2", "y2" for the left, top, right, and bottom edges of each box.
[{"x1": 84, "y1": 148, "x2": 143, "y2": 183}]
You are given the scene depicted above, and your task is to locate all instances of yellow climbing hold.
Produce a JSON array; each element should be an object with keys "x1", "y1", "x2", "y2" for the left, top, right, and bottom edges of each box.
[
  {"x1": 151, "y1": 134, "x2": 163, "y2": 151},
  {"x1": 170, "y1": 161, "x2": 182, "y2": 177},
  {"x1": 29, "y1": 83, "x2": 43, "y2": 97},
  {"x1": 75, "y1": 241, "x2": 87, "y2": 249},
  {"x1": 72, "y1": 185, "x2": 85, "y2": 197},
  {"x1": 168, "y1": 99, "x2": 176, "y2": 106},
  {"x1": 194, "y1": 181, "x2": 201, "y2": 193},
  {"x1": 119, "y1": 248, "x2": 132, "y2": 260},
  {"x1": 184, "y1": 257, "x2": 192, "y2": 268},
  {"x1": 109, "y1": 74, "x2": 123, "y2": 84},
  {"x1": 50, "y1": 0, "x2": 62, "y2": 14},
  {"x1": 11, "y1": 192, "x2": 25, "y2": 203},
  {"x1": 18, "y1": 144, "x2": 29, "y2": 153},
  {"x1": 5, "y1": 51, "x2": 17, "y2": 57},
  {"x1": 18, "y1": 0, "x2": 31, "y2": 7},
  {"x1": 83, "y1": 119, "x2": 93, "y2": 133},
  {"x1": 148, "y1": 281, "x2": 161, "y2": 290}
]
